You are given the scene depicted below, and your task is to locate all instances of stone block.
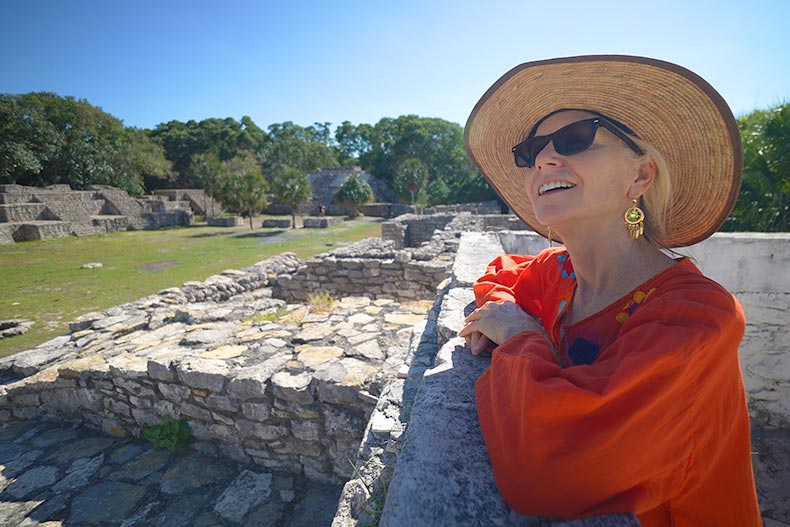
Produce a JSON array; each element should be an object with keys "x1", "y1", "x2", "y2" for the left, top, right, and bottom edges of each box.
[
  {"x1": 271, "y1": 371, "x2": 314, "y2": 404},
  {"x1": 175, "y1": 358, "x2": 229, "y2": 393},
  {"x1": 241, "y1": 401, "x2": 271, "y2": 422},
  {"x1": 291, "y1": 419, "x2": 322, "y2": 442},
  {"x1": 235, "y1": 419, "x2": 288, "y2": 441},
  {"x1": 227, "y1": 354, "x2": 291, "y2": 400}
]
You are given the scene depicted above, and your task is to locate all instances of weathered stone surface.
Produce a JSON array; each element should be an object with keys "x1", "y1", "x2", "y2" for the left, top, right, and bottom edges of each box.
[
  {"x1": 351, "y1": 339, "x2": 384, "y2": 361},
  {"x1": 271, "y1": 371, "x2": 314, "y2": 404},
  {"x1": 175, "y1": 359, "x2": 229, "y2": 393},
  {"x1": 314, "y1": 358, "x2": 377, "y2": 405},
  {"x1": 213, "y1": 470, "x2": 273, "y2": 523},
  {"x1": 197, "y1": 344, "x2": 247, "y2": 360},
  {"x1": 69, "y1": 482, "x2": 147, "y2": 524},
  {"x1": 4, "y1": 465, "x2": 59, "y2": 499},
  {"x1": 296, "y1": 346, "x2": 344, "y2": 369},
  {"x1": 227, "y1": 354, "x2": 292, "y2": 400},
  {"x1": 384, "y1": 312, "x2": 425, "y2": 326},
  {"x1": 52, "y1": 453, "x2": 104, "y2": 493},
  {"x1": 160, "y1": 453, "x2": 236, "y2": 495}
]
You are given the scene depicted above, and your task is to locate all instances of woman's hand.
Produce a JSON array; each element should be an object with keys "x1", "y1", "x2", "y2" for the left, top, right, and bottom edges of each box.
[{"x1": 459, "y1": 301, "x2": 547, "y2": 355}]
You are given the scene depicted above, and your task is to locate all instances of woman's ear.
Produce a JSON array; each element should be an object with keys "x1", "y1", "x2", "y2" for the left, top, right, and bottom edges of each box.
[{"x1": 629, "y1": 156, "x2": 657, "y2": 197}]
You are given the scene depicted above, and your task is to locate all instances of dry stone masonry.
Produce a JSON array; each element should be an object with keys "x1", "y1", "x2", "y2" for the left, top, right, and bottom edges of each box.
[{"x1": 0, "y1": 184, "x2": 218, "y2": 244}]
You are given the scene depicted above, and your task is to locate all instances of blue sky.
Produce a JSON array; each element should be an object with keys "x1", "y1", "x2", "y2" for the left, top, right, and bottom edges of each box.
[{"x1": 2, "y1": 0, "x2": 788, "y2": 130}]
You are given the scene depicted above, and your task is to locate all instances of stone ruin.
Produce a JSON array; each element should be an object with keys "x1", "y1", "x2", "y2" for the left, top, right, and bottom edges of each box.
[
  {"x1": 0, "y1": 211, "x2": 787, "y2": 526},
  {"x1": 0, "y1": 184, "x2": 221, "y2": 244}
]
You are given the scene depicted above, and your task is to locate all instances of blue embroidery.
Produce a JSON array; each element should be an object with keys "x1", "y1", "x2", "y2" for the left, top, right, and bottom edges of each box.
[
  {"x1": 568, "y1": 338, "x2": 600, "y2": 365},
  {"x1": 557, "y1": 299, "x2": 567, "y2": 314}
]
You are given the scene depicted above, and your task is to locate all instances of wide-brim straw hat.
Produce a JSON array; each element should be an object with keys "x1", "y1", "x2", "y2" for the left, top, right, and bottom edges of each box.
[{"x1": 464, "y1": 55, "x2": 742, "y2": 248}]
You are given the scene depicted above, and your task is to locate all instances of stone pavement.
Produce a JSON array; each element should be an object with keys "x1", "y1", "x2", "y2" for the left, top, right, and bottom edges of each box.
[{"x1": 0, "y1": 419, "x2": 343, "y2": 527}]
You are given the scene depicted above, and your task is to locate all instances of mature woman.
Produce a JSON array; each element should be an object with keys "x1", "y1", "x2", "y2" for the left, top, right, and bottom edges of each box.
[{"x1": 459, "y1": 56, "x2": 762, "y2": 526}]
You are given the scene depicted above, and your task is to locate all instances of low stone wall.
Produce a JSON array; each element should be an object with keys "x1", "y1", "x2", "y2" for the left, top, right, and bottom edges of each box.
[
  {"x1": 0, "y1": 254, "x2": 435, "y2": 485},
  {"x1": 262, "y1": 218, "x2": 293, "y2": 228},
  {"x1": 274, "y1": 238, "x2": 453, "y2": 303},
  {"x1": 359, "y1": 203, "x2": 418, "y2": 218},
  {"x1": 303, "y1": 217, "x2": 343, "y2": 228},
  {"x1": 208, "y1": 216, "x2": 245, "y2": 227}
]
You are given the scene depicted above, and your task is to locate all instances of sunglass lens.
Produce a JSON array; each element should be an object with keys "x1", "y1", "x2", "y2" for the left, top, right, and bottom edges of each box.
[
  {"x1": 514, "y1": 136, "x2": 549, "y2": 167},
  {"x1": 553, "y1": 120, "x2": 597, "y2": 156}
]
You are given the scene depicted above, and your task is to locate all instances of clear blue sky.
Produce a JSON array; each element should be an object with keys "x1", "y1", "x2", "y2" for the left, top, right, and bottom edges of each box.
[{"x1": 2, "y1": 0, "x2": 788, "y2": 130}]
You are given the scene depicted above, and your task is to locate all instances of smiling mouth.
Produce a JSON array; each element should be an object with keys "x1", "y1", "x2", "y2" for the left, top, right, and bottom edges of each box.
[{"x1": 538, "y1": 181, "x2": 576, "y2": 196}]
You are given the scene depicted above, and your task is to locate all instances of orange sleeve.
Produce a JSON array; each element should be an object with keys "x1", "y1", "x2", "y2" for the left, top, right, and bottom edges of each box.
[
  {"x1": 475, "y1": 283, "x2": 746, "y2": 519},
  {"x1": 474, "y1": 252, "x2": 550, "y2": 317}
]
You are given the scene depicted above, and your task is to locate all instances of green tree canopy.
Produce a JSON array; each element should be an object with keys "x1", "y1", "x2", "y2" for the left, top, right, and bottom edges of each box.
[
  {"x1": 260, "y1": 121, "x2": 338, "y2": 179},
  {"x1": 394, "y1": 157, "x2": 429, "y2": 205},
  {"x1": 724, "y1": 102, "x2": 790, "y2": 231},
  {"x1": 334, "y1": 115, "x2": 497, "y2": 205},
  {"x1": 335, "y1": 174, "x2": 373, "y2": 217},
  {"x1": 272, "y1": 167, "x2": 312, "y2": 228},
  {"x1": 217, "y1": 153, "x2": 268, "y2": 230},
  {"x1": 0, "y1": 92, "x2": 169, "y2": 195}
]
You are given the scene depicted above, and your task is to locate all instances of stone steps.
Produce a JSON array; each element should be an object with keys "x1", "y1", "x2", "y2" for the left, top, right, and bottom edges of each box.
[
  {"x1": 3, "y1": 221, "x2": 73, "y2": 242},
  {"x1": 0, "y1": 203, "x2": 50, "y2": 222}
]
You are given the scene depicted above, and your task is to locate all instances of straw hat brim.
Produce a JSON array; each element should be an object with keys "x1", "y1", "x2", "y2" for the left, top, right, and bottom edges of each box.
[{"x1": 464, "y1": 55, "x2": 742, "y2": 248}]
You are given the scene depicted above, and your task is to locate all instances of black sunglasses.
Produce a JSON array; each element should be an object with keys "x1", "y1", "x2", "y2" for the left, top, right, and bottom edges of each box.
[{"x1": 512, "y1": 117, "x2": 644, "y2": 168}]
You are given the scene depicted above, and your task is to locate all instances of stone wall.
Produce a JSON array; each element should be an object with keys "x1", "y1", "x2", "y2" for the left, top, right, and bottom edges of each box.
[
  {"x1": 0, "y1": 184, "x2": 203, "y2": 244},
  {"x1": 274, "y1": 237, "x2": 454, "y2": 303}
]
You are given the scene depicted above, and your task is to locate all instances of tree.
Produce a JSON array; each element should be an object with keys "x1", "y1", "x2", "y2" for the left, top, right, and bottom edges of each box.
[
  {"x1": 723, "y1": 102, "x2": 790, "y2": 232},
  {"x1": 394, "y1": 157, "x2": 429, "y2": 205},
  {"x1": 335, "y1": 174, "x2": 373, "y2": 217},
  {"x1": 192, "y1": 152, "x2": 223, "y2": 217},
  {"x1": 260, "y1": 121, "x2": 338, "y2": 181},
  {"x1": 272, "y1": 167, "x2": 311, "y2": 229},
  {"x1": 0, "y1": 92, "x2": 169, "y2": 195},
  {"x1": 217, "y1": 153, "x2": 268, "y2": 230}
]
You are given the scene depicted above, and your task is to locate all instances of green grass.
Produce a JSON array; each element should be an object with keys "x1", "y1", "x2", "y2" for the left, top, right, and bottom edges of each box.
[{"x1": 0, "y1": 218, "x2": 382, "y2": 358}]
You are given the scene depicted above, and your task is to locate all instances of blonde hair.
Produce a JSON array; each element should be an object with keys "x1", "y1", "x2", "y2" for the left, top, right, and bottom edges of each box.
[{"x1": 629, "y1": 136, "x2": 671, "y2": 245}]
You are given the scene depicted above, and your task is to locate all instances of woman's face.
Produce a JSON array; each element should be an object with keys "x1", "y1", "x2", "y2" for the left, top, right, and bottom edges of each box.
[{"x1": 524, "y1": 110, "x2": 647, "y2": 234}]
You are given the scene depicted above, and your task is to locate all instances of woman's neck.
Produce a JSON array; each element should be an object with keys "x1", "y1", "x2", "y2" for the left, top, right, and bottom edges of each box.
[{"x1": 559, "y1": 228, "x2": 675, "y2": 323}]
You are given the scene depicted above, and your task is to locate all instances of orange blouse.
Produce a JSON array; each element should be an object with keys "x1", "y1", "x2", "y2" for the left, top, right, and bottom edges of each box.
[{"x1": 474, "y1": 247, "x2": 762, "y2": 527}]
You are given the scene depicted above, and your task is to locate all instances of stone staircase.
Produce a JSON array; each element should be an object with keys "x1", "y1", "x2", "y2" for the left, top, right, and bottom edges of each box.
[{"x1": 0, "y1": 184, "x2": 198, "y2": 244}]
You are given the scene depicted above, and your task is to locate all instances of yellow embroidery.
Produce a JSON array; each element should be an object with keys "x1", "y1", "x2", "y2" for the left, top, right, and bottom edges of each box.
[{"x1": 616, "y1": 288, "x2": 657, "y2": 324}]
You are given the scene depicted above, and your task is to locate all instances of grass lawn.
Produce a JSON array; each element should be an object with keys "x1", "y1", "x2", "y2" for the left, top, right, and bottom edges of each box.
[{"x1": 0, "y1": 217, "x2": 382, "y2": 358}]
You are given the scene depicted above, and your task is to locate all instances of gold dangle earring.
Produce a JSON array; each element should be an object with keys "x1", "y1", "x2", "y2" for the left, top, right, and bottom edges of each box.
[
  {"x1": 547, "y1": 227, "x2": 554, "y2": 247},
  {"x1": 624, "y1": 198, "x2": 645, "y2": 240}
]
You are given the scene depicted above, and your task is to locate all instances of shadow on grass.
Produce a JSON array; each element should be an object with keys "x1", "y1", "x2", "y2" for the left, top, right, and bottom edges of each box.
[{"x1": 233, "y1": 230, "x2": 291, "y2": 239}]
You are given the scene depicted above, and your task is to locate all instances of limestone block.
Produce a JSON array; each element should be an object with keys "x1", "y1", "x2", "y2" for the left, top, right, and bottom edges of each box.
[
  {"x1": 235, "y1": 419, "x2": 288, "y2": 441},
  {"x1": 205, "y1": 394, "x2": 239, "y2": 413},
  {"x1": 227, "y1": 354, "x2": 292, "y2": 400},
  {"x1": 40, "y1": 389, "x2": 82, "y2": 415},
  {"x1": 290, "y1": 419, "x2": 322, "y2": 442},
  {"x1": 12, "y1": 393, "x2": 40, "y2": 406},
  {"x1": 296, "y1": 346, "x2": 344, "y2": 369},
  {"x1": 271, "y1": 371, "x2": 314, "y2": 404},
  {"x1": 112, "y1": 379, "x2": 156, "y2": 398},
  {"x1": 157, "y1": 383, "x2": 191, "y2": 401},
  {"x1": 313, "y1": 358, "x2": 378, "y2": 406},
  {"x1": 213, "y1": 470, "x2": 272, "y2": 524},
  {"x1": 241, "y1": 402, "x2": 271, "y2": 422},
  {"x1": 58, "y1": 355, "x2": 109, "y2": 378},
  {"x1": 179, "y1": 402, "x2": 213, "y2": 422},
  {"x1": 107, "y1": 354, "x2": 150, "y2": 380},
  {"x1": 104, "y1": 399, "x2": 132, "y2": 417},
  {"x1": 175, "y1": 358, "x2": 229, "y2": 393}
]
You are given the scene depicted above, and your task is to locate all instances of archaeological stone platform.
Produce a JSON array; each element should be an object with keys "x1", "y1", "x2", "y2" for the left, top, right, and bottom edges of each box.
[{"x1": 0, "y1": 185, "x2": 220, "y2": 244}]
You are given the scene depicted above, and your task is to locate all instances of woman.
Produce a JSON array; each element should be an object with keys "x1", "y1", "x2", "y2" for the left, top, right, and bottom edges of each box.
[{"x1": 459, "y1": 56, "x2": 762, "y2": 526}]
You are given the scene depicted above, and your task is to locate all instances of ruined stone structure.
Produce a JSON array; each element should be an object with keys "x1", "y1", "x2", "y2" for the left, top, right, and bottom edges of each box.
[
  {"x1": 265, "y1": 166, "x2": 399, "y2": 217},
  {"x1": 0, "y1": 212, "x2": 787, "y2": 526},
  {"x1": 0, "y1": 184, "x2": 211, "y2": 244}
]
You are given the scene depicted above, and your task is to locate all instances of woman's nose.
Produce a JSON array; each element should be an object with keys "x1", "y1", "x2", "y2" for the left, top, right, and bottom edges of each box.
[{"x1": 535, "y1": 140, "x2": 563, "y2": 169}]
